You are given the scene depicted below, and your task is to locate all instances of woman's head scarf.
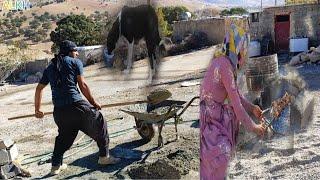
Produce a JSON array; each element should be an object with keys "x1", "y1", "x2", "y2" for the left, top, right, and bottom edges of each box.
[{"x1": 214, "y1": 22, "x2": 250, "y2": 70}]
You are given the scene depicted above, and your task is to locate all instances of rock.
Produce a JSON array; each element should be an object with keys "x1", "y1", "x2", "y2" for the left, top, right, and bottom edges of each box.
[
  {"x1": 7, "y1": 144, "x2": 18, "y2": 162},
  {"x1": 0, "y1": 139, "x2": 19, "y2": 163},
  {"x1": 309, "y1": 51, "x2": 320, "y2": 63},
  {"x1": 0, "y1": 149, "x2": 9, "y2": 165},
  {"x1": 25, "y1": 75, "x2": 40, "y2": 84},
  {"x1": 35, "y1": 72, "x2": 43, "y2": 79},
  {"x1": 0, "y1": 162, "x2": 22, "y2": 179},
  {"x1": 0, "y1": 139, "x2": 15, "y2": 149},
  {"x1": 289, "y1": 52, "x2": 309, "y2": 66},
  {"x1": 314, "y1": 45, "x2": 320, "y2": 54}
]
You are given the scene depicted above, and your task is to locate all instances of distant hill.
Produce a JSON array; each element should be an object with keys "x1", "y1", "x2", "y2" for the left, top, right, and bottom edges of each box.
[{"x1": 0, "y1": 0, "x2": 221, "y2": 59}]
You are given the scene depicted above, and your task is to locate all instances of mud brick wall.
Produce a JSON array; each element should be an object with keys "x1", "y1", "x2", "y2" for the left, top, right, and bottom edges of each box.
[
  {"x1": 250, "y1": 4, "x2": 320, "y2": 47},
  {"x1": 172, "y1": 18, "x2": 226, "y2": 45}
]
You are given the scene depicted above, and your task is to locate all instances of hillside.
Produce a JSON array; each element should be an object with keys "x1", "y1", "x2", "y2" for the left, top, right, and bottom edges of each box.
[
  {"x1": 0, "y1": 0, "x2": 220, "y2": 59},
  {"x1": 202, "y1": 0, "x2": 285, "y2": 7}
]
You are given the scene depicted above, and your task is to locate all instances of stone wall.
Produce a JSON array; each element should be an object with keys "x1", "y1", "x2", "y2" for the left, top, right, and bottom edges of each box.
[
  {"x1": 250, "y1": 4, "x2": 320, "y2": 47},
  {"x1": 25, "y1": 59, "x2": 50, "y2": 74},
  {"x1": 172, "y1": 18, "x2": 226, "y2": 45}
]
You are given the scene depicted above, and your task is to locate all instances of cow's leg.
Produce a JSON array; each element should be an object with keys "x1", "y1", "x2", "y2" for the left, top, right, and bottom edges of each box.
[
  {"x1": 124, "y1": 40, "x2": 134, "y2": 75},
  {"x1": 146, "y1": 38, "x2": 156, "y2": 82}
]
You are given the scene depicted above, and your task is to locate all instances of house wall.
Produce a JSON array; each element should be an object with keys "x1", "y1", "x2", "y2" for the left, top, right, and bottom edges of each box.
[{"x1": 250, "y1": 4, "x2": 320, "y2": 47}]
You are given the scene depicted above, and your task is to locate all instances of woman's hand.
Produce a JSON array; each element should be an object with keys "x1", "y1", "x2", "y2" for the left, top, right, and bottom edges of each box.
[
  {"x1": 252, "y1": 105, "x2": 263, "y2": 122},
  {"x1": 253, "y1": 124, "x2": 266, "y2": 137}
]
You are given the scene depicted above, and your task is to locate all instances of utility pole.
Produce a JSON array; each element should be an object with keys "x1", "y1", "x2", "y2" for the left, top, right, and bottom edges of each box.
[
  {"x1": 147, "y1": 0, "x2": 151, "y2": 5},
  {"x1": 261, "y1": 0, "x2": 263, "y2": 11}
]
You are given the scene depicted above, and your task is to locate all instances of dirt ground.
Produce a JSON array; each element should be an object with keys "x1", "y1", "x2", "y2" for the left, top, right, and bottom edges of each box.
[
  {"x1": 1, "y1": 47, "x2": 320, "y2": 179},
  {"x1": 228, "y1": 63, "x2": 320, "y2": 179},
  {"x1": 0, "y1": 47, "x2": 211, "y2": 179}
]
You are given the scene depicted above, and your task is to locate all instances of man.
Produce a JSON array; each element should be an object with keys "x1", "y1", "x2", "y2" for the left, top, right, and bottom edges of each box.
[{"x1": 34, "y1": 40, "x2": 120, "y2": 176}]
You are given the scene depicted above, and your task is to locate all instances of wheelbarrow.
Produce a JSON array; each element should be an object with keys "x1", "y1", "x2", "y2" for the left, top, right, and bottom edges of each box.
[{"x1": 120, "y1": 96, "x2": 199, "y2": 147}]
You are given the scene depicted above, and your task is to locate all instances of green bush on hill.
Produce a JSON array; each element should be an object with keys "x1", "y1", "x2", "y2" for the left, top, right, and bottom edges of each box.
[
  {"x1": 50, "y1": 14, "x2": 105, "y2": 53},
  {"x1": 220, "y1": 7, "x2": 248, "y2": 16}
]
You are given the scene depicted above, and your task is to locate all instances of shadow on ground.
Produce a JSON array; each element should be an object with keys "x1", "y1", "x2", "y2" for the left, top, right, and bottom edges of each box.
[{"x1": 57, "y1": 139, "x2": 155, "y2": 179}]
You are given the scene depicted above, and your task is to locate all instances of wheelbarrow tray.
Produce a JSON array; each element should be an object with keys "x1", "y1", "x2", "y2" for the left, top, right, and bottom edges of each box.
[
  {"x1": 120, "y1": 101, "x2": 184, "y2": 124},
  {"x1": 120, "y1": 97, "x2": 199, "y2": 146}
]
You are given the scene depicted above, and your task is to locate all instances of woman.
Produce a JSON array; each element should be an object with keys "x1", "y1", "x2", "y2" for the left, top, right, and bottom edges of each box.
[{"x1": 199, "y1": 23, "x2": 265, "y2": 179}]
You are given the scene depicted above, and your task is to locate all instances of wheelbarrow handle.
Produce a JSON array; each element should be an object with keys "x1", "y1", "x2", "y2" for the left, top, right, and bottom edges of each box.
[
  {"x1": 100, "y1": 100, "x2": 147, "y2": 108},
  {"x1": 177, "y1": 96, "x2": 200, "y2": 118},
  {"x1": 8, "y1": 100, "x2": 149, "y2": 121}
]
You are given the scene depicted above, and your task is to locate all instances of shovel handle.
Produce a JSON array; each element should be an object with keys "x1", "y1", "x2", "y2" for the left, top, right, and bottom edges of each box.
[
  {"x1": 8, "y1": 100, "x2": 149, "y2": 121},
  {"x1": 8, "y1": 112, "x2": 53, "y2": 121}
]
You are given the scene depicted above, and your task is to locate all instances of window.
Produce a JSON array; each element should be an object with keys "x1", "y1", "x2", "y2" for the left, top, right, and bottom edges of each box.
[
  {"x1": 276, "y1": 15, "x2": 290, "y2": 22},
  {"x1": 251, "y1": 13, "x2": 259, "y2": 22}
]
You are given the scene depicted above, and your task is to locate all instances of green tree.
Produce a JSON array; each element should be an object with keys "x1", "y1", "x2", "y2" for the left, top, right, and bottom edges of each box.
[
  {"x1": 6, "y1": 12, "x2": 13, "y2": 18},
  {"x1": 21, "y1": 15, "x2": 27, "y2": 21},
  {"x1": 157, "y1": 7, "x2": 171, "y2": 37},
  {"x1": 42, "y1": 22, "x2": 52, "y2": 30},
  {"x1": 44, "y1": 12, "x2": 50, "y2": 17},
  {"x1": 24, "y1": 29, "x2": 35, "y2": 38},
  {"x1": 18, "y1": 28, "x2": 25, "y2": 35},
  {"x1": 50, "y1": 15, "x2": 103, "y2": 52},
  {"x1": 33, "y1": 34, "x2": 44, "y2": 42},
  {"x1": 161, "y1": 6, "x2": 189, "y2": 24},
  {"x1": 220, "y1": 8, "x2": 248, "y2": 16},
  {"x1": 158, "y1": 6, "x2": 190, "y2": 35},
  {"x1": 50, "y1": 14, "x2": 57, "y2": 21},
  {"x1": 38, "y1": 28, "x2": 47, "y2": 37},
  {"x1": 11, "y1": 17, "x2": 23, "y2": 28},
  {"x1": 29, "y1": 19, "x2": 41, "y2": 29}
]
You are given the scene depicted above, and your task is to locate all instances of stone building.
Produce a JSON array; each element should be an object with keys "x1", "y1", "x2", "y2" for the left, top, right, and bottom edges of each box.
[{"x1": 249, "y1": 3, "x2": 320, "y2": 52}]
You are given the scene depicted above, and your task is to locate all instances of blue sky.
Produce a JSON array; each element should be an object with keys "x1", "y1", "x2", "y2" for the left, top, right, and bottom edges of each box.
[{"x1": 203, "y1": 0, "x2": 285, "y2": 7}]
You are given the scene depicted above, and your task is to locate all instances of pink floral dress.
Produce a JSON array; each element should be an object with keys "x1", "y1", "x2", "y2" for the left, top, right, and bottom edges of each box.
[{"x1": 200, "y1": 56, "x2": 256, "y2": 180}]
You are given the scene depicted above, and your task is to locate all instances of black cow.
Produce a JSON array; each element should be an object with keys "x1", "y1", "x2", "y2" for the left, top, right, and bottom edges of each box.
[{"x1": 105, "y1": 5, "x2": 163, "y2": 81}]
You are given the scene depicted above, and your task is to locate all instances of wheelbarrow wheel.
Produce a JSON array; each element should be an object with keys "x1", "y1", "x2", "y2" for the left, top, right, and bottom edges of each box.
[{"x1": 134, "y1": 118, "x2": 155, "y2": 142}]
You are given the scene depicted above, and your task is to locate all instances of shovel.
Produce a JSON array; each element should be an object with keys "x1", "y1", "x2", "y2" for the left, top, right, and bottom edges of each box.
[{"x1": 8, "y1": 88, "x2": 172, "y2": 121}]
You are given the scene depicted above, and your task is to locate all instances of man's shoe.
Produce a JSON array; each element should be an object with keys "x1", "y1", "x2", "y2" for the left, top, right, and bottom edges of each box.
[
  {"x1": 50, "y1": 164, "x2": 68, "y2": 175},
  {"x1": 98, "y1": 156, "x2": 120, "y2": 165}
]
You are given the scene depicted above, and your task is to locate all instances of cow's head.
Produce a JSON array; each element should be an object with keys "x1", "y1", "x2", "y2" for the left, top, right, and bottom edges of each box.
[{"x1": 106, "y1": 16, "x2": 120, "y2": 56}]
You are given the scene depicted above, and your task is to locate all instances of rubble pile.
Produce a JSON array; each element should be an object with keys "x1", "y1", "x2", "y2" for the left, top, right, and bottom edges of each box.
[
  {"x1": 0, "y1": 139, "x2": 31, "y2": 179},
  {"x1": 289, "y1": 45, "x2": 320, "y2": 66}
]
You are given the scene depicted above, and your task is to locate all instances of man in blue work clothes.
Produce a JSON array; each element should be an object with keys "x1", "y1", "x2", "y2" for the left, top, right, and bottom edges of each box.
[{"x1": 34, "y1": 40, "x2": 120, "y2": 175}]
